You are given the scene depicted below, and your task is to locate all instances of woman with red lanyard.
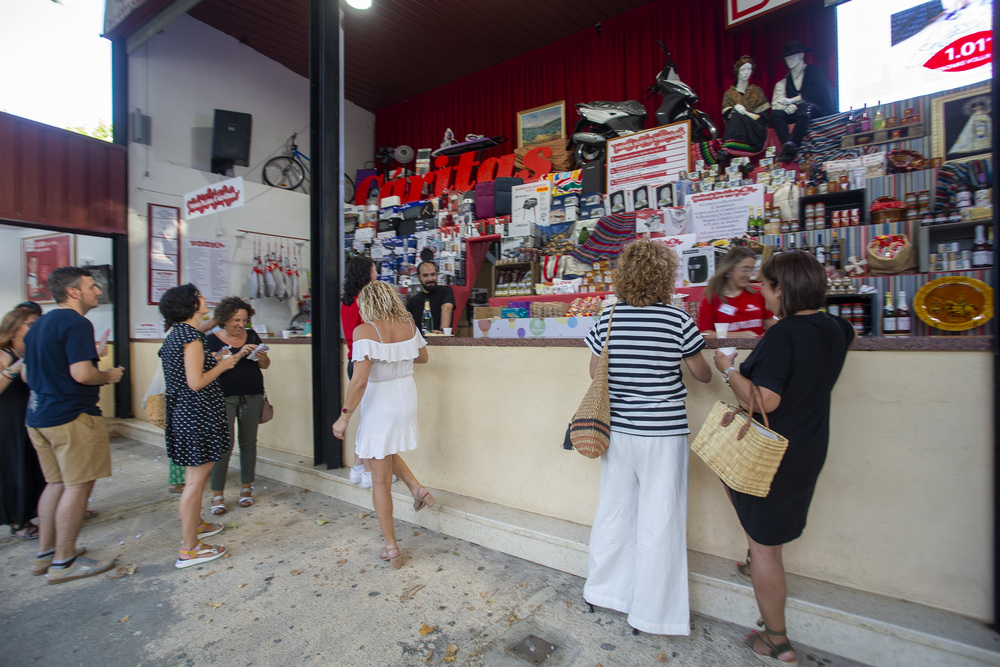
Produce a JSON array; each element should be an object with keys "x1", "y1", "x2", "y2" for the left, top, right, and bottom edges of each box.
[
  {"x1": 341, "y1": 255, "x2": 377, "y2": 487},
  {"x1": 697, "y1": 247, "x2": 775, "y2": 337}
]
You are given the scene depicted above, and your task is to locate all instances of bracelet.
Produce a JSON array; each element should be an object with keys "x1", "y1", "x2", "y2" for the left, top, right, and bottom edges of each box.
[
  {"x1": 2, "y1": 368, "x2": 18, "y2": 379},
  {"x1": 722, "y1": 366, "x2": 738, "y2": 385},
  {"x1": 341, "y1": 407, "x2": 353, "y2": 415}
]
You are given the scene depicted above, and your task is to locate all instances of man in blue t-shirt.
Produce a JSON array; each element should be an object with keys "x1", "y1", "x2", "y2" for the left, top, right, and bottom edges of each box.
[{"x1": 23, "y1": 267, "x2": 125, "y2": 584}]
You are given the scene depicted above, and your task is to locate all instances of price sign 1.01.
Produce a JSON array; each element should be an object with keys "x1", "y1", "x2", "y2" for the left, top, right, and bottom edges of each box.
[{"x1": 924, "y1": 31, "x2": 992, "y2": 73}]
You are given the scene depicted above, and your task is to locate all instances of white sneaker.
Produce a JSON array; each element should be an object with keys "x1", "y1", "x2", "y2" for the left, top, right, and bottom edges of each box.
[
  {"x1": 360, "y1": 471, "x2": 397, "y2": 488},
  {"x1": 349, "y1": 465, "x2": 364, "y2": 484}
]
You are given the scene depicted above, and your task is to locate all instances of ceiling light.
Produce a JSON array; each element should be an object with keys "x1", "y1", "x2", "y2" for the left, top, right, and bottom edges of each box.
[{"x1": 345, "y1": 0, "x2": 372, "y2": 8}]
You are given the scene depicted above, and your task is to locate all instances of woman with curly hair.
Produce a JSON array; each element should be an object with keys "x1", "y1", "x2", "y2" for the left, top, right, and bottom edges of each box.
[
  {"x1": 698, "y1": 246, "x2": 774, "y2": 338},
  {"x1": 205, "y1": 296, "x2": 271, "y2": 514},
  {"x1": 332, "y1": 280, "x2": 434, "y2": 569},
  {"x1": 159, "y1": 284, "x2": 253, "y2": 568},
  {"x1": 341, "y1": 255, "x2": 377, "y2": 487},
  {"x1": 583, "y1": 239, "x2": 711, "y2": 635}
]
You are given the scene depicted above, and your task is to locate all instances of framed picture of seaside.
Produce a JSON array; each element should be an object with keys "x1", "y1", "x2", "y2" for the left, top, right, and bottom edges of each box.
[{"x1": 516, "y1": 101, "x2": 565, "y2": 149}]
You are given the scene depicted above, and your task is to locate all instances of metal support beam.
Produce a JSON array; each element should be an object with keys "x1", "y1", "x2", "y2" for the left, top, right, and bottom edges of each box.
[
  {"x1": 309, "y1": 0, "x2": 343, "y2": 469},
  {"x1": 111, "y1": 37, "x2": 132, "y2": 418}
]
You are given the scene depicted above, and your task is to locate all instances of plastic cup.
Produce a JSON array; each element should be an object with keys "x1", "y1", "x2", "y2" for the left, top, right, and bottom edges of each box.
[
  {"x1": 719, "y1": 347, "x2": 737, "y2": 357},
  {"x1": 443, "y1": 327, "x2": 453, "y2": 336},
  {"x1": 714, "y1": 323, "x2": 729, "y2": 337}
]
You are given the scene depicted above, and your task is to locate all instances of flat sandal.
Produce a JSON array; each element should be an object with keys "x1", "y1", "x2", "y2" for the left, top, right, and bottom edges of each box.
[{"x1": 745, "y1": 626, "x2": 797, "y2": 666}]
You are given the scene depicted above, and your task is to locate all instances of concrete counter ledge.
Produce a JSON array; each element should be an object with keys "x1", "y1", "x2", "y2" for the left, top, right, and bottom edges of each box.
[{"x1": 423, "y1": 334, "x2": 992, "y2": 351}]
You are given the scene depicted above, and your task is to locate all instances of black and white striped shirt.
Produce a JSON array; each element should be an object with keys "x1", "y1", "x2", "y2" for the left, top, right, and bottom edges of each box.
[{"x1": 585, "y1": 302, "x2": 705, "y2": 436}]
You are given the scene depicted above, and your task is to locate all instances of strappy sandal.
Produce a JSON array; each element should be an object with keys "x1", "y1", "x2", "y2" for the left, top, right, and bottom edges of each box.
[
  {"x1": 175, "y1": 542, "x2": 226, "y2": 569},
  {"x1": 210, "y1": 495, "x2": 227, "y2": 515},
  {"x1": 745, "y1": 624, "x2": 798, "y2": 666},
  {"x1": 10, "y1": 524, "x2": 39, "y2": 540},
  {"x1": 380, "y1": 545, "x2": 402, "y2": 569},
  {"x1": 238, "y1": 488, "x2": 254, "y2": 508},
  {"x1": 412, "y1": 487, "x2": 436, "y2": 512},
  {"x1": 737, "y1": 548, "x2": 752, "y2": 582}
]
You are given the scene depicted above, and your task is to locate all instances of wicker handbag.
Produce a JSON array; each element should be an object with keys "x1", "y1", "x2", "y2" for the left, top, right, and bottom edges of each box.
[
  {"x1": 690, "y1": 385, "x2": 788, "y2": 497},
  {"x1": 569, "y1": 305, "x2": 616, "y2": 459},
  {"x1": 146, "y1": 393, "x2": 167, "y2": 430}
]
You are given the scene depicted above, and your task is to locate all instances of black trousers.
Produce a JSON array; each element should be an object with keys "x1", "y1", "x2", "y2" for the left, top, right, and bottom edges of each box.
[{"x1": 771, "y1": 107, "x2": 811, "y2": 146}]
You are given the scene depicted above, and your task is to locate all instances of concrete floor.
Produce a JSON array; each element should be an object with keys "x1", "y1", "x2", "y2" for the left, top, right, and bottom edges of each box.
[{"x1": 0, "y1": 437, "x2": 869, "y2": 667}]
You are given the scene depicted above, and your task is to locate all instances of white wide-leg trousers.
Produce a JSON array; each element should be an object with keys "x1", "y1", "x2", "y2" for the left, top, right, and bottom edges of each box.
[{"x1": 583, "y1": 431, "x2": 690, "y2": 635}]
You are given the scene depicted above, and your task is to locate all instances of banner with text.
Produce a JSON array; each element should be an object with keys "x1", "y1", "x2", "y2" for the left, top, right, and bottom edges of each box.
[
  {"x1": 606, "y1": 121, "x2": 691, "y2": 194},
  {"x1": 689, "y1": 184, "x2": 765, "y2": 242},
  {"x1": 183, "y1": 177, "x2": 245, "y2": 221}
]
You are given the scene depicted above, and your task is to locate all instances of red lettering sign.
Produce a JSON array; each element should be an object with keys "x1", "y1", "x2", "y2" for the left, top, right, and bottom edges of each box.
[{"x1": 924, "y1": 31, "x2": 992, "y2": 73}]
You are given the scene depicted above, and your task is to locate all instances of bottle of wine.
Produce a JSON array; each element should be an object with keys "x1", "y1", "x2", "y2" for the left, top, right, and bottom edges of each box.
[
  {"x1": 815, "y1": 233, "x2": 826, "y2": 265},
  {"x1": 882, "y1": 291, "x2": 896, "y2": 335},
  {"x1": 800, "y1": 233, "x2": 810, "y2": 256},
  {"x1": 973, "y1": 225, "x2": 990, "y2": 268},
  {"x1": 895, "y1": 290, "x2": 911, "y2": 336},
  {"x1": 747, "y1": 205, "x2": 756, "y2": 237},
  {"x1": 846, "y1": 106, "x2": 857, "y2": 134},
  {"x1": 831, "y1": 231, "x2": 842, "y2": 269},
  {"x1": 421, "y1": 299, "x2": 434, "y2": 334},
  {"x1": 787, "y1": 236, "x2": 797, "y2": 252}
]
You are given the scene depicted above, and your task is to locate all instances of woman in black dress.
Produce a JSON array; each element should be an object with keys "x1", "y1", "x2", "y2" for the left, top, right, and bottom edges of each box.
[
  {"x1": 713, "y1": 251, "x2": 854, "y2": 666},
  {"x1": 0, "y1": 306, "x2": 43, "y2": 539},
  {"x1": 159, "y1": 285, "x2": 253, "y2": 568}
]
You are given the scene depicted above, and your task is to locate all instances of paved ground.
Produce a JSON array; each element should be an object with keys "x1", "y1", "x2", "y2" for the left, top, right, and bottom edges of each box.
[{"x1": 0, "y1": 437, "x2": 869, "y2": 667}]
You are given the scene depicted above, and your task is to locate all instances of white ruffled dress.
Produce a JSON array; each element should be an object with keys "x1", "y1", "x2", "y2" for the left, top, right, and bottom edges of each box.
[{"x1": 352, "y1": 326, "x2": 427, "y2": 460}]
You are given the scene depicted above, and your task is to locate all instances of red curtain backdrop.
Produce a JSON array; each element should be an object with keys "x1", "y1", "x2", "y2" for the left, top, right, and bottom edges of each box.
[{"x1": 373, "y1": 0, "x2": 837, "y2": 166}]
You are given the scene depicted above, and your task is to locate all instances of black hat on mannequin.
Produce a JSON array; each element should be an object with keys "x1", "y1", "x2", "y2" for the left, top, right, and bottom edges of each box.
[{"x1": 779, "y1": 40, "x2": 810, "y2": 58}]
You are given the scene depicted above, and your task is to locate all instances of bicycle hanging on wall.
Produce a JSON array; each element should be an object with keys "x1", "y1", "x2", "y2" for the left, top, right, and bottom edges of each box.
[{"x1": 262, "y1": 132, "x2": 356, "y2": 201}]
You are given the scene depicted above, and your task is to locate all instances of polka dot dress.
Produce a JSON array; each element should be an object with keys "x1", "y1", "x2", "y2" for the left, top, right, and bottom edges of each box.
[{"x1": 158, "y1": 322, "x2": 228, "y2": 467}]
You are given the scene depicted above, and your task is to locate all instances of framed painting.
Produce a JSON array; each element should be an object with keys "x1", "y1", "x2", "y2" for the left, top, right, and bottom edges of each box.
[
  {"x1": 932, "y1": 84, "x2": 992, "y2": 164},
  {"x1": 516, "y1": 100, "x2": 566, "y2": 149},
  {"x1": 22, "y1": 232, "x2": 76, "y2": 303},
  {"x1": 88, "y1": 264, "x2": 113, "y2": 305}
]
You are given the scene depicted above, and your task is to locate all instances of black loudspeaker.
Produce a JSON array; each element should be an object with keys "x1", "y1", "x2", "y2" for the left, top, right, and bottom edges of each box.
[
  {"x1": 211, "y1": 109, "x2": 252, "y2": 174},
  {"x1": 580, "y1": 159, "x2": 606, "y2": 195}
]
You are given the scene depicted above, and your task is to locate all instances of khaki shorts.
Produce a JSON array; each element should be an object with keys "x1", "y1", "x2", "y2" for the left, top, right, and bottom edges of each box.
[{"x1": 29, "y1": 413, "x2": 111, "y2": 486}]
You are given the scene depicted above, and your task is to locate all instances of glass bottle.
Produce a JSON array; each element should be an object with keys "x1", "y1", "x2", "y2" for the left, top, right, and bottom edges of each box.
[
  {"x1": 873, "y1": 101, "x2": 885, "y2": 131},
  {"x1": 831, "y1": 231, "x2": 842, "y2": 269},
  {"x1": 815, "y1": 233, "x2": 827, "y2": 266},
  {"x1": 421, "y1": 299, "x2": 434, "y2": 334},
  {"x1": 973, "y1": 225, "x2": 990, "y2": 268},
  {"x1": 859, "y1": 104, "x2": 871, "y2": 132},
  {"x1": 895, "y1": 290, "x2": 911, "y2": 336},
  {"x1": 882, "y1": 291, "x2": 896, "y2": 335}
]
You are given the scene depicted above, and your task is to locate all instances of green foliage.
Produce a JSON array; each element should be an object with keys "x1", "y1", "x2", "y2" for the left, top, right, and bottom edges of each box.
[{"x1": 65, "y1": 120, "x2": 112, "y2": 142}]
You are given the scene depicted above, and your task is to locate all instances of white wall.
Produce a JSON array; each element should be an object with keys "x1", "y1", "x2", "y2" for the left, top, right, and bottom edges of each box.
[{"x1": 127, "y1": 14, "x2": 374, "y2": 334}]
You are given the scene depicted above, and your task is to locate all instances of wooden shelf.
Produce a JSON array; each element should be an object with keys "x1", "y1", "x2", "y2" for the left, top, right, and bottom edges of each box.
[{"x1": 840, "y1": 122, "x2": 925, "y2": 149}]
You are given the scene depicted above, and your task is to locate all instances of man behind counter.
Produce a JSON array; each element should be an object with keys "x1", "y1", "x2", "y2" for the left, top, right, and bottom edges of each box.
[{"x1": 406, "y1": 261, "x2": 455, "y2": 334}]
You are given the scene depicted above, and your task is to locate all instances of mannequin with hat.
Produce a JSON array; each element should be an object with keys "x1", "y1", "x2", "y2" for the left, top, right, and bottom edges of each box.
[{"x1": 771, "y1": 40, "x2": 837, "y2": 162}]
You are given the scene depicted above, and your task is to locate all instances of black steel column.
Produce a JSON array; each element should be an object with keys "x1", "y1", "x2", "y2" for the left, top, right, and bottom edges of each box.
[
  {"x1": 309, "y1": 0, "x2": 343, "y2": 469},
  {"x1": 111, "y1": 37, "x2": 132, "y2": 418},
  {"x1": 992, "y1": 0, "x2": 999, "y2": 631}
]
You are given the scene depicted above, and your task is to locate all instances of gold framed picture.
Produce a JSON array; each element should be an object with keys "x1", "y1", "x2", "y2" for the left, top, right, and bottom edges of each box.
[
  {"x1": 932, "y1": 84, "x2": 992, "y2": 164},
  {"x1": 516, "y1": 101, "x2": 566, "y2": 149}
]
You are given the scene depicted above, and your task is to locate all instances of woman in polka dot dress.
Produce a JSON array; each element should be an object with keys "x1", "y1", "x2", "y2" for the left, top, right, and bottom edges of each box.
[{"x1": 158, "y1": 284, "x2": 253, "y2": 568}]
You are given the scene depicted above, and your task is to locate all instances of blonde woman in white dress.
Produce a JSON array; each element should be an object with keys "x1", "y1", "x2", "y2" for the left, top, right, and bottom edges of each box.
[{"x1": 332, "y1": 280, "x2": 435, "y2": 569}]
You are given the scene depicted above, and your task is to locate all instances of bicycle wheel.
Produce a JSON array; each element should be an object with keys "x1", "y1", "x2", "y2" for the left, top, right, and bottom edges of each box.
[
  {"x1": 344, "y1": 174, "x2": 356, "y2": 203},
  {"x1": 263, "y1": 156, "x2": 306, "y2": 190}
]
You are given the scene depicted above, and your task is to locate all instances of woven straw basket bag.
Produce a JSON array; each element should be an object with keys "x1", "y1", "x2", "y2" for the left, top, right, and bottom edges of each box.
[
  {"x1": 569, "y1": 305, "x2": 616, "y2": 458},
  {"x1": 145, "y1": 393, "x2": 167, "y2": 430},
  {"x1": 690, "y1": 385, "x2": 788, "y2": 497}
]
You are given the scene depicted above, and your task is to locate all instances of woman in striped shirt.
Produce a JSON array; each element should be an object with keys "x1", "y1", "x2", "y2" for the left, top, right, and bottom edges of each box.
[{"x1": 583, "y1": 239, "x2": 711, "y2": 635}]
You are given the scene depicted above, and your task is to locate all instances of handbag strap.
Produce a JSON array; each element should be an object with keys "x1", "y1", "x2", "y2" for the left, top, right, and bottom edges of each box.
[
  {"x1": 600, "y1": 304, "x2": 617, "y2": 353},
  {"x1": 745, "y1": 383, "x2": 771, "y2": 429}
]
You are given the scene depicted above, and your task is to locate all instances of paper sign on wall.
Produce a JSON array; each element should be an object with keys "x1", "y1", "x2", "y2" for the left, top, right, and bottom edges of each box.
[
  {"x1": 181, "y1": 239, "x2": 230, "y2": 306},
  {"x1": 688, "y1": 184, "x2": 765, "y2": 242},
  {"x1": 606, "y1": 121, "x2": 691, "y2": 194}
]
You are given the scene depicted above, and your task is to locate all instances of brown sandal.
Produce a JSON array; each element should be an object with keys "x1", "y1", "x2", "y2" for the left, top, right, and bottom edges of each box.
[
  {"x1": 380, "y1": 545, "x2": 402, "y2": 569},
  {"x1": 745, "y1": 625, "x2": 797, "y2": 666}
]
